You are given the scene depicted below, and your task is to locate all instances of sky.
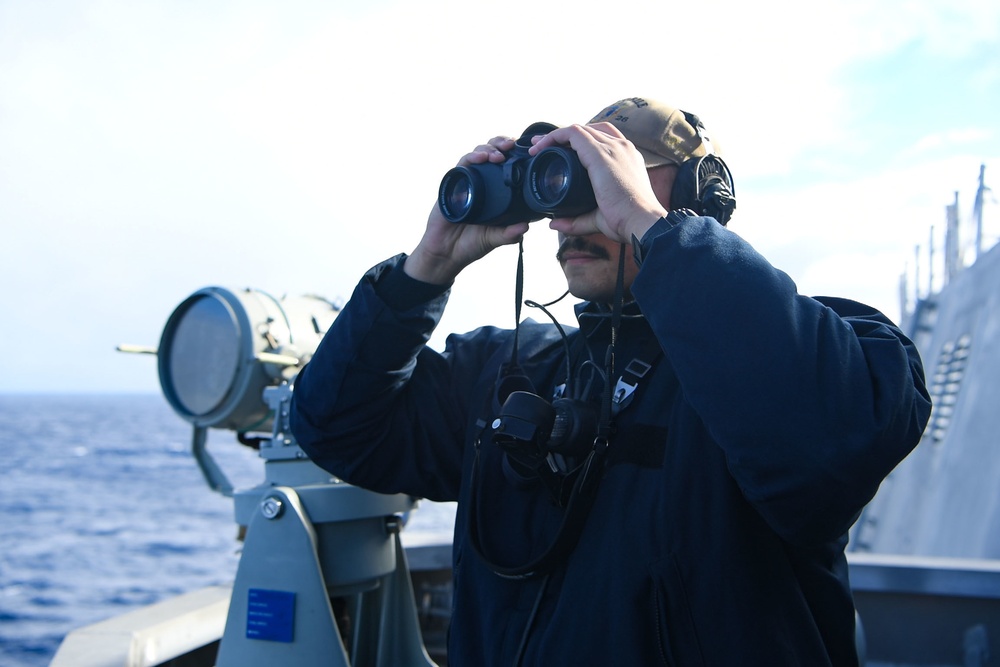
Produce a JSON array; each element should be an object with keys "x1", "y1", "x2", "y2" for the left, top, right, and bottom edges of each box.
[{"x1": 1, "y1": 0, "x2": 998, "y2": 394}]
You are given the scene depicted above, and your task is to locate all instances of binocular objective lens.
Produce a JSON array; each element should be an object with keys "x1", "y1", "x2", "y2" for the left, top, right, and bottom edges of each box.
[
  {"x1": 538, "y1": 159, "x2": 570, "y2": 204},
  {"x1": 443, "y1": 172, "x2": 474, "y2": 219}
]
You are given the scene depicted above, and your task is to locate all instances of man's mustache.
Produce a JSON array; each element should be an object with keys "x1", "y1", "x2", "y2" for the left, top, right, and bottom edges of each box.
[{"x1": 556, "y1": 237, "x2": 611, "y2": 263}]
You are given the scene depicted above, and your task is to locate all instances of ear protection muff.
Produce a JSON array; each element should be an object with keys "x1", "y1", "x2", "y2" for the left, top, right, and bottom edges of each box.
[{"x1": 669, "y1": 112, "x2": 737, "y2": 226}]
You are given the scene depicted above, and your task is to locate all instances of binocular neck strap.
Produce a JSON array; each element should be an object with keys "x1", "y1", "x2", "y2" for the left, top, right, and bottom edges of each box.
[
  {"x1": 493, "y1": 239, "x2": 538, "y2": 404},
  {"x1": 512, "y1": 238, "x2": 526, "y2": 363},
  {"x1": 467, "y1": 438, "x2": 607, "y2": 580},
  {"x1": 466, "y1": 244, "x2": 631, "y2": 580}
]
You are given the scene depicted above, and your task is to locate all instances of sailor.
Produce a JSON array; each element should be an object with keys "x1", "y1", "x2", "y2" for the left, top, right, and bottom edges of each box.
[{"x1": 291, "y1": 97, "x2": 931, "y2": 666}]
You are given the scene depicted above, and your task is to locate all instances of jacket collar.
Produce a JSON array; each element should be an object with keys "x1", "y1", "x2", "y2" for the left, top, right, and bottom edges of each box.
[{"x1": 575, "y1": 300, "x2": 647, "y2": 339}]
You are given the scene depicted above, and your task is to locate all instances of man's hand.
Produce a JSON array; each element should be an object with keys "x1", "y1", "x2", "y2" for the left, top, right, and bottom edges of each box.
[
  {"x1": 404, "y1": 137, "x2": 531, "y2": 285},
  {"x1": 530, "y1": 123, "x2": 667, "y2": 243}
]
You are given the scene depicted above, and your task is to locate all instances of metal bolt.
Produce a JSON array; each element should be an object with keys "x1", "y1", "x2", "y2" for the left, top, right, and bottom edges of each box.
[{"x1": 260, "y1": 496, "x2": 284, "y2": 519}]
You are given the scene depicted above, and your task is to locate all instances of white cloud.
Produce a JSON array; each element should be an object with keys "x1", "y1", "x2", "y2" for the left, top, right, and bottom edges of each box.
[
  {"x1": 0, "y1": 0, "x2": 997, "y2": 391},
  {"x1": 906, "y1": 128, "x2": 996, "y2": 157}
]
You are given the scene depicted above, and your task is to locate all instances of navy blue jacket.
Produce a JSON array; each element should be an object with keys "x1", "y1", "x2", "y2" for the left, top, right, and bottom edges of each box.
[{"x1": 292, "y1": 214, "x2": 931, "y2": 666}]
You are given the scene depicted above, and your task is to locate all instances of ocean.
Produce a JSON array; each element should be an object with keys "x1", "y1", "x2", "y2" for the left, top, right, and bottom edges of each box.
[{"x1": 0, "y1": 393, "x2": 456, "y2": 667}]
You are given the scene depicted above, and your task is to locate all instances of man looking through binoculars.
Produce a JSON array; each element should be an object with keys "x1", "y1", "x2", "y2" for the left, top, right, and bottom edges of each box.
[{"x1": 292, "y1": 97, "x2": 930, "y2": 666}]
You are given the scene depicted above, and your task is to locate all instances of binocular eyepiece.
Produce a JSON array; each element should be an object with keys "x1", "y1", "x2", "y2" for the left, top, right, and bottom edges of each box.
[{"x1": 438, "y1": 122, "x2": 597, "y2": 227}]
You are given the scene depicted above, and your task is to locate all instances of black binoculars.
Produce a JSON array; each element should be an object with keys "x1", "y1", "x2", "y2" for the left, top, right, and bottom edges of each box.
[{"x1": 438, "y1": 122, "x2": 597, "y2": 227}]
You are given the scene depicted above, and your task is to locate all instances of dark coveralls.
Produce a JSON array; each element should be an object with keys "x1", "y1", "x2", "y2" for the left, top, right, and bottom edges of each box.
[{"x1": 291, "y1": 212, "x2": 931, "y2": 666}]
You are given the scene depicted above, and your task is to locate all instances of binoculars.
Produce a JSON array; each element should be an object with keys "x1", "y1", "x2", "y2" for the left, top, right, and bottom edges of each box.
[{"x1": 438, "y1": 122, "x2": 597, "y2": 227}]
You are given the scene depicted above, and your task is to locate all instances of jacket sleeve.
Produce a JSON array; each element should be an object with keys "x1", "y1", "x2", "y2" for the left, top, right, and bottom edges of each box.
[
  {"x1": 290, "y1": 254, "x2": 505, "y2": 502},
  {"x1": 631, "y1": 214, "x2": 932, "y2": 546}
]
